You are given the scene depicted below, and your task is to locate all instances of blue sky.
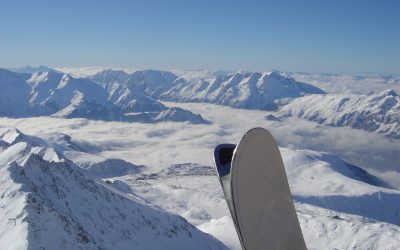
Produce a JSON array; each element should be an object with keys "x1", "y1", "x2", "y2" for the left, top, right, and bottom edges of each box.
[{"x1": 0, "y1": 0, "x2": 399, "y2": 74}]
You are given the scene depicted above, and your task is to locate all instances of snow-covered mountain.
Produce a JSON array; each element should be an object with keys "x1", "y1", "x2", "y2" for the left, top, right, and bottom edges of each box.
[
  {"x1": 89, "y1": 69, "x2": 131, "y2": 89},
  {"x1": 281, "y1": 148, "x2": 400, "y2": 226},
  {"x1": 109, "y1": 83, "x2": 167, "y2": 112},
  {"x1": 277, "y1": 89, "x2": 400, "y2": 139},
  {"x1": 28, "y1": 71, "x2": 121, "y2": 120},
  {"x1": 159, "y1": 71, "x2": 325, "y2": 110},
  {"x1": 90, "y1": 70, "x2": 166, "y2": 113},
  {"x1": 0, "y1": 127, "x2": 227, "y2": 250},
  {"x1": 91, "y1": 69, "x2": 325, "y2": 111},
  {"x1": 89, "y1": 70, "x2": 209, "y2": 123},
  {"x1": 125, "y1": 107, "x2": 209, "y2": 124},
  {"x1": 0, "y1": 69, "x2": 31, "y2": 117},
  {"x1": 91, "y1": 69, "x2": 183, "y2": 112},
  {"x1": 8, "y1": 65, "x2": 60, "y2": 74},
  {"x1": 126, "y1": 70, "x2": 182, "y2": 98},
  {"x1": 0, "y1": 69, "x2": 208, "y2": 124}
]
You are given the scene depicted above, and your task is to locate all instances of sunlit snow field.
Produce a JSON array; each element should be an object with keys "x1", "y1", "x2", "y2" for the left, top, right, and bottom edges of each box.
[{"x1": 1, "y1": 101, "x2": 399, "y2": 249}]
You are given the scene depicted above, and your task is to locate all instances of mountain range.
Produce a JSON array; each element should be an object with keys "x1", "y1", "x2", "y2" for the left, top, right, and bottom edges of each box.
[
  {"x1": 0, "y1": 69, "x2": 207, "y2": 124},
  {"x1": 2, "y1": 125, "x2": 399, "y2": 249},
  {"x1": 90, "y1": 69, "x2": 325, "y2": 110},
  {"x1": 89, "y1": 68, "x2": 399, "y2": 139},
  {"x1": 277, "y1": 89, "x2": 400, "y2": 139},
  {"x1": 5, "y1": 66, "x2": 399, "y2": 138},
  {"x1": 0, "y1": 127, "x2": 227, "y2": 250}
]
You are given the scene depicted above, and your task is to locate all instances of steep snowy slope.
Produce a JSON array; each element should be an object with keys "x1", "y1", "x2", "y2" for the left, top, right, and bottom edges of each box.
[
  {"x1": 90, "y1": 69, "x2": 209, "y2": 122},
  {"x1": 281, "y1": 148, "x2": 400, "y2": 226},
  {"x1": 28, "y1": 71, "x2": 120, "y2": 119},
  {"x1": 92, "y1": 70, "x2": 324, "y2": 110},
  {"x1": 277, "y1": 89, "x2": 400, "y2": 139},
  {"x1": 89, "y1": 69, "x2": 167, "y2": 112},
  {"x1": 91, "y1": 70, "x2": 168, "y2": 112},
  {"x1": 160, "y1": 71, "x2": 325, "y2": 110},
  {"x1": 0, "y1": 68, "x2": 208, "y2": 124},
  {"x1": 0, "y1": 69, "x2": 31, "y2": 117},
  {"x1": 126, "y1": 70, "x2": 181, "y2": 97},
  {"x1": 89, "y1": 69, "x2": 130, "y2": 89},
  {"x1": 0, "y1": 127, "x2": 227, "y2": 250},
  {"x1": 106, "y1": 82, "x2": 167, "y2": 112},
  {"x1": 91, "y1": 70, "x2": 167, "y2": 112},
  {"x1": 94, "y1": 69, "x2": 325, "y2": 110}
]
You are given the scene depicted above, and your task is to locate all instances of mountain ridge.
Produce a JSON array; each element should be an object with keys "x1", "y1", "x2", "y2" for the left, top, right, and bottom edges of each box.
[
  {"x1": 277, "y1": 89, "x2": 400, "y2": 139},
  {"x1": 0, "y1": 127, "x2": 227, "y2": 250},
  {"x1": 0, "y1": 69, "x2": 208, "y2": 124}
]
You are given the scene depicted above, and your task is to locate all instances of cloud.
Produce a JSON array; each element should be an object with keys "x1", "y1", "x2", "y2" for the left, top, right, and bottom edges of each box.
[
  {"x1": 267, "y1": 117, "x2": 400, "y2": 173},
  {"x1": 290, "y1": 73, "x2": 400, "y2": 95},
  {"x1": 0, "y1": 102, "x2": 398, "y2": 181}
]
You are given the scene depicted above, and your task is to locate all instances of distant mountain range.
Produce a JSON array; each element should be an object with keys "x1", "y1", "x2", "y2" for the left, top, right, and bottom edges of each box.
[
  {"x1": 4, "y1": 66, "x2": 399, "y2": 138},
  {"x1": 277, "y1": 89, "x2": 400, "y2": 139},
  {"x1": 0, "y1": 69, "x2": 208, "y2": 124},
  {"x1": 88, "y1": 68, "x2": 399, "y2": 139},
  {"x1": 90, "y1": 69, "x2": 325, "y2": 111}
]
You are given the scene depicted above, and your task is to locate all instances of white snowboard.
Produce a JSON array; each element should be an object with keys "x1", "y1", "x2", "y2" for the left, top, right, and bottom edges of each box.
[{"x1": 214, "y1": 127, "x2": 307, "y2": 250}]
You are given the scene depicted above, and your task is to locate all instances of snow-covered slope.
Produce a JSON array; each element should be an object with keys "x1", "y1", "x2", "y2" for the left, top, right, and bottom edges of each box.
[
  {"x1": 28, "y1": 71, "x2": 120, "y2": 120},
  {"x1": 281, "y1": 148, "x2": 400, "y2": 226},
  {"x1": 90, "y1": 69, "x2": 209, "y2": 122},
  {"x1": 90, "y1": 70, "x2": 167, "y2": 112},
  {"x1": 89, "y1": 69, "x2": 130, "y2": 89},
  {"x1": 160, "y1": 71, "x2": 325, "y2": 110},
  {"x1": 0, "y1": 127, "x2": 227, "y2": 250},
  {"x1": 0, "y1": 68, "x2": 208, "y2": 124},
  {"x1": 81, "y1": 158, "x2": 144, "y2": 178},
  {"x1": 92, "y1": 69, "x2": 325, "y2": 111},
  {"x1": 0, "y1": 69, "x2": 31, "y2": 117},
  {"x1": 125, "y1": 107, "x2": 209, "y2": 124},
  {"x1": 116, "y1": 151, "x2": 400, "y2": 249},
  {"x1": 277, "y1": 89, "x2": 400, "y2": 139},
  {"x1": 126, "y1": 70, "x2": 181, "y2": 98}
]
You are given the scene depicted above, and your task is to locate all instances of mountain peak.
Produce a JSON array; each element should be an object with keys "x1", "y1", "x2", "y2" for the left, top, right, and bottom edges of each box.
[
  {"x1": 8, "y1": 65, "x2": 60, "y2": 74},
  {"x1": 0, "y1": 128, "x2": 227, "y2": 249},
  {"x1": 380, "y1": 89, "x2": 398, "y2": 97}
]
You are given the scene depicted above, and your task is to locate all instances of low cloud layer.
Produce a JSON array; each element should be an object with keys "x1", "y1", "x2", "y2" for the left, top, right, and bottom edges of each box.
[
  {"x1": 290, "y1": 73, "x2": 400, "y2": 95},
  {"x1": 0, "y1": 102, "x2": 398, "y2": 187}
]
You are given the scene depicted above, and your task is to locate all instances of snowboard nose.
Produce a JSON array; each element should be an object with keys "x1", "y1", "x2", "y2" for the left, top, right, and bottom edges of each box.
[{"x1": 214, "y1": 128, "x2": 307, "y2": 250}]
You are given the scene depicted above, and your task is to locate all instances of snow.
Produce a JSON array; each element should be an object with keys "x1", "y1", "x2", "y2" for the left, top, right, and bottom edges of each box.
[
  {"x1": 81, "y1": 158, "x2": 144, "y2": 178},
  {"x1": 89, "y1": 69, "x2": 325, "y2": 110},
  {"x1": 1, "y1": 99, "x2": 398, "y2": 249},
  {"x1": 198, "y1": 216, "x2": 241, "y2": 250},
  {"x1": 0, "y1": 128, "x2": 227, "y2": 250},
  {"x1": 0, "y1": 68, "x2": 208, "y2": 124},
  {"x1": 159, "y1": 71, "x2": 325, "y2": 110},
  {"x1": 277, "y1": 89, "x2": 400, "y2": 139},
  {"x1": 1, "y1": 66, "x2": 399, "y2": 249},
  {"x1": 0, "y1": 69, "x2": 31, "y2": 117},
  {"x1": 298, "y1": 203, "x2": 400, "y2": 250}
]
